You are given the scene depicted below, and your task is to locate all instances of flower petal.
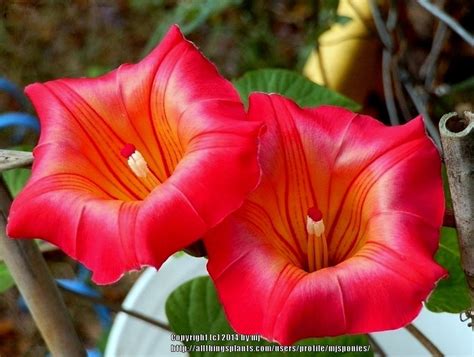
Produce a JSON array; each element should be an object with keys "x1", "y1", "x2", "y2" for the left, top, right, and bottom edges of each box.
[
  {"x1": 7, "y1": 26, "x2": 262, "y2": 284},
  {"x1": 205, "y1": 94, "x2": 445, "y2": 344}
]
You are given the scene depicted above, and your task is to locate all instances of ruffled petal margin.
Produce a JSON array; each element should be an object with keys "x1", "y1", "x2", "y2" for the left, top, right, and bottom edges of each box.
[
  {"x1": 205, "y1": 94, "x2": 446, "y2": 345},
  {"x1": 7, "y1": 26, "x2": 262, "y2": 284}
]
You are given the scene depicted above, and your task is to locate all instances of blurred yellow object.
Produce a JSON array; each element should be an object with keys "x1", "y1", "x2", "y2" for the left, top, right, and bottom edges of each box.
[{"x1": 303, "y1": 0, "x2": 382, "y2": 105}]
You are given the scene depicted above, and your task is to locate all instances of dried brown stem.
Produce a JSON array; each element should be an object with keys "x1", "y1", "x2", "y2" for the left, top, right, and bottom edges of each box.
[
  {"x1": 405, "y1": 324, "x2": 443, "y2": 356},
  {"x1": 439, "y1": 112, "x2": 474, "y2": 329},
  {"x1": 315, "y1": 41, "x2": 329, "y2": 87},
  {"x1": 367, "y1": 335, "x2": 386, "y2": 356},
  {"x1": 0, "y1": 180, "x2": 86, "y2": 356}
]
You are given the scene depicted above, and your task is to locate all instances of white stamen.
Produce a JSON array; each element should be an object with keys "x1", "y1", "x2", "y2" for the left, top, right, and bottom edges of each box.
[
  {"x1": 306, "y1": 216, "x2": 325, "y2": 237},
  {"x1": 127, "y1": 150, "x2": 150, "y2": 178}
]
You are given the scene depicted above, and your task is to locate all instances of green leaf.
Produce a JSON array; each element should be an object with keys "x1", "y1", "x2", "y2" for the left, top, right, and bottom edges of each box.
[
  {"x1": 301, "y1": 0, "x2": 351, "y2": 45},
  {"x1": 97, "y1": 328, "x2": 111, "y2": 354},
  {"x1": 314, "y1": 0, "x2": 341, "y2": 38},
  {"x1": 433, "y1": 76, "x2": 474, "y2": 118},
  {"x1": 1, "y1": 145, "x2": 32, "y2": 197},
  {"x1": 166, "y1": 276, "x2": 372, "y2": 356},
  {"x1": 2, "y1": 168, "x2": 30, "y2": 197},
  {"x1": 335, "y1": 15, "x2": 352, "y2": 25},
  {"x1": 0, "y1": 263, "x2": 14, "y2": 293},
  {"x1": 448, "y1": 76, "x2": 474, "y2": 94},
  {"x1": 142, "y1": 0, "x2": 242, "y2": 56},
  {"x1": 173, "y1": 251, "x2": 186, "y2": 258},
  {"x1": 426, "y1": 227, "x2": 470, "y2": 313},
  {"x1": 86, "y1": 66, "x2": 111, "y2": 78},
  {"x1": 233, "y1": 69, "x2": 360, "y2": 110},
  {"x1": 442, "y1": 166, "x2": 452, "y2": 210}
]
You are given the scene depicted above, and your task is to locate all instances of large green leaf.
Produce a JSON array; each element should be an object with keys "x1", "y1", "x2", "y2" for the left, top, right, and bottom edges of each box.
[
  {"x1": 0, "y1": 263, "x2": 14, "y2": 293},
  {"x1": 166, "y1": 276, "x2": 372, "y2": 356},
  {"x1": 426, "y1": 227, "x2": 470, "y2": 313},
  {"x1": 233, "y1": 69, "x2": 360, "y2": 110}
]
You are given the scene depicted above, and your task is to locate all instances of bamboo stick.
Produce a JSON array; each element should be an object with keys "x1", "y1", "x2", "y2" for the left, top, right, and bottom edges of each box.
[
  {"x1": 0, "y1": 149, "x2": 33, "y2": 171},
  {"x1": 439, "y1": 111, "x2": 474, "y2": 329},
  {"x1": 0, "y1": 179, "x2": 86, "y2": 356}
]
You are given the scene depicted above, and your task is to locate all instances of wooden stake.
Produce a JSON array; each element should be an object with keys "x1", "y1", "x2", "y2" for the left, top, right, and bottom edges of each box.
[{"x1": 0, "y1": 180, "x2": 86, "y2": 356}]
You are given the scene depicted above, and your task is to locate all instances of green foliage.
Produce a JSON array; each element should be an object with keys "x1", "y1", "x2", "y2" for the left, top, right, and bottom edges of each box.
[
  {"x1": 313, "y1": 0, "x2": 351, "y2": 38},
  {"x1": 2, "y1": 168, "x2": 31, "y2": 198},
  {"x1": 294, "y1": 0, "x2": 351, "y2": 67},
  {"x1": 173, "y1": 251, "x2": 185, "y2": 258},
  {"x1": 0, "y1": 147, "x2": 33, "y2": 294},
  {"x1": 0, "y1": 1, "x2": 324, "y2": 83},
  {"x1": 142, "y1": 0, "x2": 242, "y2": 55},
  {"x1": 426, "y1": 227, "x2": 470, "y2": 313},
  {"x1": 442, "y1": 166, "x2": 453, "y2": 210},
  {"x1": 449, "y1": 76, "x2": 474, "y2": 94},
  {"x1": 1, "y1": 146, "x2": 33, "y2": 198},
  {"x1": 86, "y1": 66, "x2": 112, "y2": 78},
  {"x1": 233, "y1": 68, "x2": 360, "y2": 110},
  {"x1": 129, "y1": 0, "x2": 165, "y2": 9},
  {"x1": 0, "y1": 146, "x2": 33, "y2": 294},
  {"x1": 166, "y1": 276, "x2": 372, "y2": 356},
  {"x1": 97, "y1": 328, "x2": 111, "y2": 354},
  {"x1": 0, "y1": 263, "x2": 14, "y2": 293},
  {"x1": 433, "y1": 76, "x2": 474, "y2": 118}
]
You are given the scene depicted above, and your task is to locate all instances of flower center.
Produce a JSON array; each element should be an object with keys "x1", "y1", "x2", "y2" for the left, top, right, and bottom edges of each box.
[
  {"x1": 306, "y1": 205, "x2": 329, "y2": 272},
  {"x1": 120, "y1": 143, "x2": 159, "y2": 189}
]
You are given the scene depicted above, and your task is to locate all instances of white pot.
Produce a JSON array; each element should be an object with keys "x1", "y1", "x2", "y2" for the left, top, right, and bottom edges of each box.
[{"x1": 105, "y1": 255, "x2": 472, "y2": 356}]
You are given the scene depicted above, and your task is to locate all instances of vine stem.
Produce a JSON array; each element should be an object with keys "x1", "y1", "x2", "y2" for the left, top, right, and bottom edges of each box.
[
  {"x1": 0, "y1": 179, "x2": 86, "y2": 356},
  {"x1": 58, "y1": 284, "x2": 172, "y2": 332},
  {"x1": 367, "y1": 335, "x2": 386, "y2": 356},
  {"x1": 416, "y1": 0, "x2": 474, "y2": 46},
  {"x1": 405, "y1": 324, "x2": 443, "y2": 356}
]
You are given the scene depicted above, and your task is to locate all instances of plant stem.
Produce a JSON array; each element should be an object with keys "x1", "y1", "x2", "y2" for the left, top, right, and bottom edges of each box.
[
  {"x1": 439, "y1": 112, "x2": 474, "y2": 329},
  {"x1": 405, "y1": 324, "x2": 443, "y2": 356},
  {"x1": 0, "y1": 180, "x2": 86, "y2": 356},
  {"x1": 58, "y1": 284, "x2": 173, "y2": 332},
  {"x1": 367, "y1": 335, "x2": 386, "y2": 356},
  {"x1": 416, "y1": 0, "x2": 474, "y2": 46},
  {"x1": 402, "y1": 77, "x2": 442, "y2": 151},
  {"x1": 315, "y1": 41, "x2": 329, "y2": 87},
  {"x1": 420, "y1": 19, "x2": 449, "y2": 90}
]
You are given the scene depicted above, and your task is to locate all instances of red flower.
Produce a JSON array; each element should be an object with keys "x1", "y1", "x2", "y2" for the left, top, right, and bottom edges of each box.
[
  {"x1": 7, "y1": 26, "x2": 262, "y2": 284},
  {"x1": 205, "y1": 94, "x2": 446, "y2": 345}
]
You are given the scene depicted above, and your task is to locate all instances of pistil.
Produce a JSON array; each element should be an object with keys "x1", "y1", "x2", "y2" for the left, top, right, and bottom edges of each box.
[
  {"x1": 306, "y1": 205, "x2": 329, "y2": 272},
  {"x1": 120, "y1": 143, "x2": 160, "y2": 189}
]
